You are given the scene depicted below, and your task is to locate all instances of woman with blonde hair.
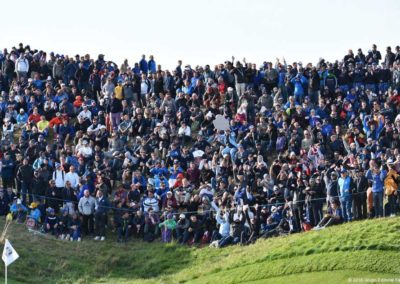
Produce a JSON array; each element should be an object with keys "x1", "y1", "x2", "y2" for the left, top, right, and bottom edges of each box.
[{"x1": 384, "y1": 159, "x2": 399, "y2": 216}]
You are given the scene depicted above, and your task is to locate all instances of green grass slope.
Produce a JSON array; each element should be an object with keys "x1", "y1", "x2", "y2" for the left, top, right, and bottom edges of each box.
[{"x1": 1, "y1": 217, "x2": 399, "y2": 284}]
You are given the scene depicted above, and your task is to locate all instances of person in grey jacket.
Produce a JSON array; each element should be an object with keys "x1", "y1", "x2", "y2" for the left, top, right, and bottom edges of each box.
[
  {"x1": 15, "y1": 53, "x2": 29, "y2": 80},
  {"x1": 78, "y1": 189, "x2": 96, "y2": 236},
  {"x1": 53, "y1": 59, "x2": 64, "y2": 81}
]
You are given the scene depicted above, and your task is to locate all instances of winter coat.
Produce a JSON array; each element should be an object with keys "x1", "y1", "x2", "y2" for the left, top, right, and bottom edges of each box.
[{"x1": 384, "y1": 169, "x2": 399, "y2": 196}]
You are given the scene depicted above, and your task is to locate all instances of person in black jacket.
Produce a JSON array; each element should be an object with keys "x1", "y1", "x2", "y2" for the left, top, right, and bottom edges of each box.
[
  {"x1": 46, "y1": 179, "x2": 62, "y2": 213},
  {"x1": 75, "y1": 63, "x2": 90, "y2": 91},
  {"x1": 62, "y1": 181, "x2": 78, "y2": 215},
  {"x1": 17, "y1": 158, "x2": 34, "y2": 204},
  {"x1": 343, "y1": 49, "x2": 355, "y2": 66},
  {"x1": 352, "y1": 168, "x2": 368, "y2": 220},
  {"x1": 230, "y1": 61, "x2": 247, "y2": 97},
  {"x1": 366, "y1": 44, "x2": 382, "y2": 64},
  {"x1": 115, "y1": 211, "x2": 133, "y2": 243},
  {"x1": 323, "y1": 166, "x2": 340, "y2": 205},
  {"x1": 0, "y1": 190, "x2": 9, "y2": 216},
  {"x1": 308, "y1": 67, "x2": 320, "y2": 106},
  {"x1": 305, "y1": 176, "x2": 324, "y2": 226},
  {"x1": 355, "y1": 48, "x2": 366, "y2": 64},
  {"x1": 68, "y1": 213, "x2": 82, "y2": 241},
  {"x1": 108, "y1": 93, "x2": 123, "y2": 130},
  {"x1": 243, "y1": 204, "x2": 261, "y2": 244},
  {"x1": 132, "y1": 210, "x2": 145, "y2": 238},
  {"x1": 1, "y1": 153, "x2": 15, "y2": 191},
  {"x1": 94, "y1": 189, "x2": 109, "y2": 241},
  {"x1": 182, "y1": 214, "x2": 203, "y2": 245}
]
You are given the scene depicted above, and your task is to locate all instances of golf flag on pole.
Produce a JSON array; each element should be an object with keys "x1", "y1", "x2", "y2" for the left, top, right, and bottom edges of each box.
[{"x1": 2, "y1": 239, "x2": 19, "y2": 267}]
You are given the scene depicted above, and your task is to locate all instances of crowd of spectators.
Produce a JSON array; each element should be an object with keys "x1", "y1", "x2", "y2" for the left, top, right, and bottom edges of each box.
[{"x1": 0, "y1": 43, "x2": 399, "y2": 246}]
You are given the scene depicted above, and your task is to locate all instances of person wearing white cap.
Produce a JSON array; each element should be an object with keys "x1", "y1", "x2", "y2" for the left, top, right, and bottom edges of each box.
[
  {"x1": 16, "y1": 108, "x2": 28, "y2": 128},
  {"x1": 10, "y1": 198, "x2": 28, "y2": 223},
  {"x1": 175, "y1": 213, "x2": 190, "y2": 243}
]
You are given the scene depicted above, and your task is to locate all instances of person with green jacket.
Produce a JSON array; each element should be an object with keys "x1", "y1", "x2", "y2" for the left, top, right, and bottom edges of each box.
[{"x1": 159, "y1": 213, "x2": 176, "y2": 243}]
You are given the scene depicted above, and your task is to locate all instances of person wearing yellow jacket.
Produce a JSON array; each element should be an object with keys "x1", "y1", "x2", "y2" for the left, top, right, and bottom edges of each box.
[
  {"x1": 114, "y1": 80, "x2": 124, "y2": 100},
  {"x1": 384, "y1": 159, "x2": 399, "y2": 216}
]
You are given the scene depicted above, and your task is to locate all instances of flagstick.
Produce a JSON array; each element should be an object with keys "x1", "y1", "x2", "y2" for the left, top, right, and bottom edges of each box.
[
  {"x1": 0, "y1": 221, "x2": 8, "y2": 243},
  {"x1": 0, "y1": 220, "x2": 11, "y2": 243},
  {"x1": 5, "y1": 264, "x2": 7, "y2": 284}
]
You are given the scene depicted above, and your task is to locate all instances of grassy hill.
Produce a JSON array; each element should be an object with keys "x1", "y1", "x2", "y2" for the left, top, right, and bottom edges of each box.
[{"x1": 1, "y1": 217, "x2": 400, "y2": 284}]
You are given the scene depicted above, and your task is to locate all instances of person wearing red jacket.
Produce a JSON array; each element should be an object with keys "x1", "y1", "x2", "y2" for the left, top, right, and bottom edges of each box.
[
  {"x1": 49, "y1": 112, "x2": 64, "y2": 133},
  {"x1": 28, "y1": 107, "x2": 41, "y2": 124},
  {"x1": 73, "y1": 96, "x2": 83, "y2": 108}
]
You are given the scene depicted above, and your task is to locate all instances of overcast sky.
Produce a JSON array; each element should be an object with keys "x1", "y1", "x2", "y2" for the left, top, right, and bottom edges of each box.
[{"x1": 2, "y1": 0, "x2": 399, "y2": 69}]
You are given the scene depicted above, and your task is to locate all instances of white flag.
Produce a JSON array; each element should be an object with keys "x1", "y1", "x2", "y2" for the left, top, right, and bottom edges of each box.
[
  {"x1": 2, "y1": 239, "x2": 19, "y2": 267},
  {"x1": 213, "y1": 115, "x2": 230, "y2": 131}
]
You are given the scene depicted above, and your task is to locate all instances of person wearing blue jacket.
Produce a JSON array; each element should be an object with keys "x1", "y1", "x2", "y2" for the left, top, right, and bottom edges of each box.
[
  {"x1": 321, "y1": 118, "x2": 333, "y2": 137},
  {"x1": 338, "y1": 169, "x2": 354, "y2": 222},
  {"x1": 44, "y1": 207, "x2": 59, "y2": 235},
  {"x1": 154, "y1": 181, "x2": 169, "y2": 199},
  {"x1": 221, "y1": 129, "x2": 239, "y2": 161},
  {"x1": 64, "y1": 58, "x2": 77, "y2": 85},
  {"x1": 16, "y1": 109, "x2": 28, "y2": 127},
  {"x1": 10, "y1": 198, "x2": 28, "y2": 223},
  {"x1": 94, "y1": 189, "x2": 109, "y2": 241},
  {"x1": 150, "y1": 162, "x2": 169, "y2": 177},
  {"x1": 139, "y1": 55, "x2": 148, "y2": 74},
  {"x1": 365, "y1": 163, "x2": 387, "y2": 218},
  {"x1": 132, "y1": 171, "x2": 147, "y2": 191},
  {"x1": 169, "y1": 160, "x2": 183, "y2": 178},
  {"x1": 132, "y1": 63, "x2": 140, "y2": 75},
  {"x1": 148, "y1": 55, "x2": 156, "y2": 73},
  {"x1": 362, "y1": 114, "x2": 384, "y2": 140},
  {"x1": 28, "y1": 202, "x2": 42, "y2": 223},
  {"x1": 290, "y1": 74, "x2": 308, "y2": 103},
  {"x1": 210, "y1": 201, "x2": 230, "y2": 248}
]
